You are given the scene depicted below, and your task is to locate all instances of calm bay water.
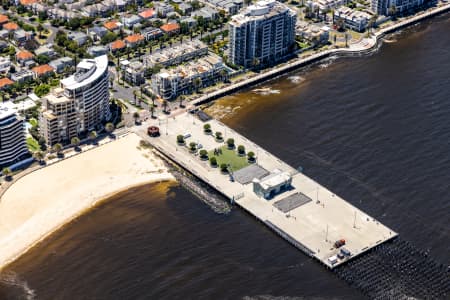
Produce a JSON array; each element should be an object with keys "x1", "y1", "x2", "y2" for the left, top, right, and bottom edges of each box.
[{"x1": 1, "y1": 14, "x2": 449, "y2": 300}]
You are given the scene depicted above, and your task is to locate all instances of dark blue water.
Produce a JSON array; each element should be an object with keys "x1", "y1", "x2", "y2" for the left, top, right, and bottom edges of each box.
[{"x1": 1, "y1": 14, "x2": 449, "y2": 300}]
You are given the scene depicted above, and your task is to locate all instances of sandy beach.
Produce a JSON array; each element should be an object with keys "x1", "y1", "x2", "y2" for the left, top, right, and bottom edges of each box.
[{"x1": 0, "y1": 133, "x2": 174, "y2": 270}]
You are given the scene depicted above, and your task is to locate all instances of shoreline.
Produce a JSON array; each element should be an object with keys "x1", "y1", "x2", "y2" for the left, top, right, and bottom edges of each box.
[
  {"x1": 0, "y1": 133, "x2": 174, "y2": 271},
  {"x1": 190, "y1": 3, "x2": 450, "y2": 106}
]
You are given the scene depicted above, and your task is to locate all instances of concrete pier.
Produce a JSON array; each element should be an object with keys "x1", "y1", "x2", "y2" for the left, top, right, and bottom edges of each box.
[{"x1": 137, "y1": 112, "x2": 397, "y2": 268}]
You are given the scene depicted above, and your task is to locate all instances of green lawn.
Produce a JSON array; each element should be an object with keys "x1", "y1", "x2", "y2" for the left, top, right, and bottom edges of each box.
[
  {"x1": 26, "y1": 137, "x2": 40, "y2": 152},
  {"x1": 208, "y1": 145, "x2": 249, "y2": 171}
]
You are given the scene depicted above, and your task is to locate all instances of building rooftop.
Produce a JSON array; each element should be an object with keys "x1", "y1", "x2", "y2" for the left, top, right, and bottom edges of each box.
[
  {"x1": 45, "y1": 89, "x2": 73, "y2": 105},
  {"x1": 61, "y1": 55, "x2": 108, "y2": 91},
  {"x1": 3, "y1": 22, "x2": 19, "y2": 31},
  {"x1": 110, "y1": 39, "x2": 126, "y2": 50},
  {"x1": 32, "y1": 64, "x2": 54, "y2": 76},
  {"x1": 230, "y1": 0, "x2": 294, "y2": 26},
  {"x1": 253, "y1": 169, "x2": 292, "y2": 190},
  {"x1": 0, "y1": 14, "x2": 9, "y2": 24},
  {"x1": 16, "y1": 50, "x2": 34, "y2": 60},
  {"x1": 139, "y1": 8, "x2": 155, "y2": 19},
  {"x1": 124, "y1": 34, "x2": 144, "y2": 43},
  {"x1": 104, "y1": 20, "x2": 120, "y2": 30},
  {"x1": 160, "y1": 22, "x2": 180, "y2": 33},
  {"x1": 0, "y1": 77, "x2": 13, "y2": 89},
  {"x1": 0, "y1": 101, "x2": 17, "y2": 120}
]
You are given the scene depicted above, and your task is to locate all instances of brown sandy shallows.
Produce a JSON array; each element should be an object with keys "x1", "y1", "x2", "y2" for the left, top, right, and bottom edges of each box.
[{"x1": 0, "y1": 133, "x2": 174, "y2": 269}]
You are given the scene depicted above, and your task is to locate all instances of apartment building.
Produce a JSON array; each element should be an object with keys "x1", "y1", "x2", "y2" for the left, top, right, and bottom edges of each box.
[
  {"x1": 228, "y1": 0, "x2": 297, "y2": 68},
  {"x1": 143, "y1": 40, "x2": 208, "y2": 68},
  {"x1": 39, "y1": 88, "x2": 78, "y2": 146},
  {"x1": 0, "y1": 102, "x2": 28, "y2": 167},
  {"x1": 371, "y1": 0, "x2": 424, "y2": 15},
  {"x1": 334, "y1": 7, "x2": 371, "y2": 32},
  {"x1": 151, "y1": 54, "x2": 225, "y2": 100},
  {"x1": 40, "y1": 55, "x2": 111, "y2": 146}
]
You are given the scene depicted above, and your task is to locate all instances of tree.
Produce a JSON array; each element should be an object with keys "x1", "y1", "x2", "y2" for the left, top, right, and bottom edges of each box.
[
  {"x1": 34, "y1": 84, "x2": 50, "y2": 97},
  {"x1": 237, "y1": 145, "x2": 245, "y2": 155},
  {"x1": 2, "y1": 167, "x2": 12, "y2": 180},
  {"x1": 105, "y1": 123, "x2": 115, "y2": 134},
  {"x1": 162, "y1": 100, "x2": 168, "y2": 113},
  {"x1": 209, "y1": 156, "x2": 217, "y2": 166},
  {"x1": 71, "y1": 136, "x2": 80, "y2": 148},
  {"x1": 215, "y1": 131, "x2": 223, "y2": 140},
  {"x1": 53, "y1": 143, "x2": 63, "y2": 155},
  {"x1": 193, "y1": 77, "x2": 202, "y2": 92},
  {"x1": 189, "y1": 141, "x2": 197, "y2": 152},
  {"x1": 133, "y1": 111, "x2": 140, "y2": 123},
  {"x1": 199, "y1": 149, "x2": 208, "y2": 159},
  {"x1": 179, "y1": 95, "x2": 185, "y2": 108},
  {"x1": 177, "y1": 134, "x2": 185, "y2": 144},
  {"x1": 388, "y1": 5, "x2": 397, "y2": 19},
  {"x1": 203, "y1": 123, "x2": 211, "y2": 133},
  {"x1": 89, "y1": 131, "x2": 97, "y2": 142},
  {"x1": 247, "y1": 151, "x2": 255, "y2": 161},
  {"x1": 252, "y1": 58, "x2": 260, "y2": 70},
  {"x1": 37, "y1": 23, "x2": 44, "y2": 38},
  {"x1": 219, "y1": 69, "x2": 228, "y2": 82},
  {"x1": 33, "y1": 150, "x2": 45, "y2": 163},
  {"x1": 220, "y1": 163, "x2": 228, "y2": 173},
  {"x1": 226, "y1": 138, "x2": 235, "y2": 148},
  {"x1": 150, "y1": 104, "x2": 155, "y2": 118},
  {"x1": 244, "y1": 0, "x2": 252, "y2": 6}
]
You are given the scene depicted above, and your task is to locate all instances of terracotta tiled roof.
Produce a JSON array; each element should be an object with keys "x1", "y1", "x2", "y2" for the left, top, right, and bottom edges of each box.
[
  {"x1": 110, "y1": 39, "x2": 126, "y2": 50},
  {"x1": 32, "y1": 64, "x2": 54, "y2": 76},
  {"x1": 104, "y1": 20, "x2": 119, "y2": 31},
  {"x1": 16, "y1": 50, "x2": 34, "y2": 60},
  {"x1": 124, "y1": 34, "x2": 144, "y2": 44},
  {"x1": 139, "y1": 8, "x2": 155, "y2": 19},
  {"x1": 160, "y1": 23, "x2": 180, "y2": 33},
  {"x1": 0, "y1": 77, "x2": 14, "y2": 89},
  {"x1": 0, "y1": 14, "x2": 9, "y2": 24},
  {"x1": 19, "y1": 0, "x2": 37, "y2": 5},
  {"x1": 3, "y1": 22, "x2": 19, "y2": 31}
]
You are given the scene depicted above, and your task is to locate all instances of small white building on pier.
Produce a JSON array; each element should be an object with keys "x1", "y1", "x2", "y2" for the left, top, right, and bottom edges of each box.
[{"x1": 253, "y1": 169, "x2": 292, "y2": 199}]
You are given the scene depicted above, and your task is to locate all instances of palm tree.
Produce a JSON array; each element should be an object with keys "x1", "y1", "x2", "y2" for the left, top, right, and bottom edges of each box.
[
  {"x1": 219, "y1": 69, "x2": 228, "y2": 82},
  {"x1": 53, "y1": 143, "x2": 63, "y2": 155},
  {"x1": 150, "y1": 104, "x2": 155, "y2": 118},
  {"x1": 252, "y1": 58, "x2": 260, "y2": 70},
  {"x1": 33, "y1": 150, "x2": 45, "y2": 164},
  {"x1": 71, "y1": 136, "x2": 80, "y2": 148},
  {"x1": 89, "y1": 131, "x2": 97, "y2": 143},
  {"x1": 193, "y1": 77, "x2": 202, "y2": 92},
  {"x1": 105, "y1": 123, "x2": 115, "y2": 134},
  {"x1": 388, "y1": 5, "x2": 397, "y2": 19},
  {"x1": 133, "y1": 111, "x2": 140, "y2": 123},
  {"x1": 2, "y1": 167, "x2": 12, "y2": 180},
  {"x1": 162, "y1": 100, "x2": 168, "y2": 113},
  {"x1": 345, "y1": 33, "x2": 349, "y2": 48},
  {"x1": 179, "y1": 95, "x2": 185, "y2": 108}
]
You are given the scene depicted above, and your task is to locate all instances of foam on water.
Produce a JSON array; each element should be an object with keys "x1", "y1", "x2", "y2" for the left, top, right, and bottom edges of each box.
[{"x1": 0, "y1": 271, "x2": 36, "y2": 300}]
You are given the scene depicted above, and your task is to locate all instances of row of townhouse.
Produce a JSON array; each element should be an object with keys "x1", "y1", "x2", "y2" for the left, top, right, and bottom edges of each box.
[
  {"x1": 143, "y1": 40, "x2": 208, "y2": 69},
  {"x1": 151, "y1": 54, "x2": 226, "y2": 100}
]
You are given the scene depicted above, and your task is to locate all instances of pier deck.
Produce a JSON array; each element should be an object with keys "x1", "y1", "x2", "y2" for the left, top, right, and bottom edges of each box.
[{"x1": 137, "y1": 112, "x2": 397, "y2": 268}]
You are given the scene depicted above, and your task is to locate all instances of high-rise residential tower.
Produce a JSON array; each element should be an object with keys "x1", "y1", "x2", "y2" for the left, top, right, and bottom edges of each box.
[
  {"x1": 40, "y1": 55, "x2": 111, "y2": 146},
  {"x1": 0, "y1": 102, "x2": 28, "y2": 167},
  {"x1": 228, "y1": 0, "x2": 297, "y2": 68}
]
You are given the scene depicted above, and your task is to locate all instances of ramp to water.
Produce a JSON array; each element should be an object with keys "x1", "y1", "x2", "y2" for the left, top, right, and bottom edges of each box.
[{"x1": 334, "y1": 238, "x2": 450, "y2": 299}]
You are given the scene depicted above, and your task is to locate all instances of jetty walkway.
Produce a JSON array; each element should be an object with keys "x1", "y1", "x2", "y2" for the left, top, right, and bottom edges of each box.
[{"x1": 137, "y1": 112, "x2": 397, "y2": 268}]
